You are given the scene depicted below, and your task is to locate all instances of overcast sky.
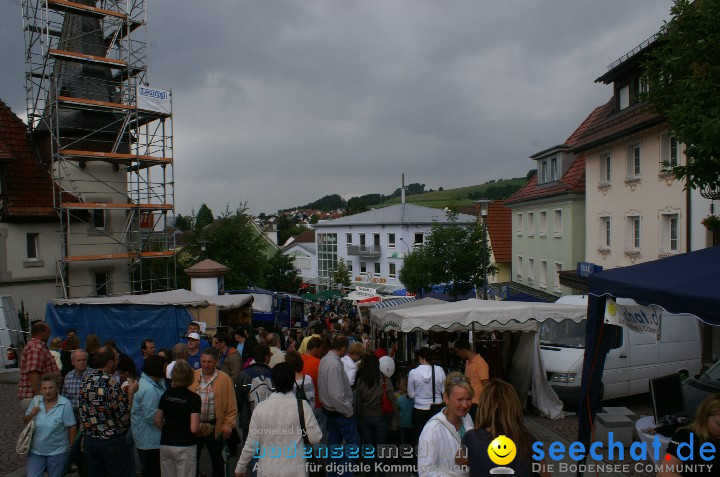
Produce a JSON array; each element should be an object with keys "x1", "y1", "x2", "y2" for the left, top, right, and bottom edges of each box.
[{"x1": 0, "y1": 0, "x2": 673, "y2": 215}]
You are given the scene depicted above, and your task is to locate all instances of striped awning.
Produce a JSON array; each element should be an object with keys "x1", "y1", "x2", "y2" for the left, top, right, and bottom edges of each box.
[{"x1": 369, "y1": 297, "x2": 415, "y2": 309}]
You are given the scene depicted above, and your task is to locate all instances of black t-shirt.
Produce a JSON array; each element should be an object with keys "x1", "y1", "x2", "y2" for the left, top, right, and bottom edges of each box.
[
  {"x1": 462, "y1": 428, "x2": 537, "y2": 477},
  {"x1": 158, "y1": 387, "x2": 201, "y2": 447},
  {"x1": 666, "y1": 428, "x2": 720, "y2": 476}
]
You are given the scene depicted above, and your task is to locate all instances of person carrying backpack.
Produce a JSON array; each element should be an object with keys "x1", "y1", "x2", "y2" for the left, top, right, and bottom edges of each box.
[
  {"x1": 235, "y1": 344, "x2": 273, "y2": 441},
  {"x1": 285, "y1": 351, "x2": 315, "y2": 408}
]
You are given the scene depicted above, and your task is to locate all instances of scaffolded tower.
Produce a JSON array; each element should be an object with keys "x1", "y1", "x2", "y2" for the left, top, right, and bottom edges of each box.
[{"x1": 22, "y1": 0, "x2": 176, "y2": 298}]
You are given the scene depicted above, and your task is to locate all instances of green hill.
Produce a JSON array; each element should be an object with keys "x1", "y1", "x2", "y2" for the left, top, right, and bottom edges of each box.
[{"x1": 377, "y1": 177, "x2": 528, "y2": 208}]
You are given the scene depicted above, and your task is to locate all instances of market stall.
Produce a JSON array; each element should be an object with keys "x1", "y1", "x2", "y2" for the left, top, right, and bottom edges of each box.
[{"x1": 380, "y1": 299, "x2": 586, "y2": 419}]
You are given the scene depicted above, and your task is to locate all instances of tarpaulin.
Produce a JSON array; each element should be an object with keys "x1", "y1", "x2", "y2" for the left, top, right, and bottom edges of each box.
[{"x1": 45, "y1": 302, "x2": 193, "y2": 366}]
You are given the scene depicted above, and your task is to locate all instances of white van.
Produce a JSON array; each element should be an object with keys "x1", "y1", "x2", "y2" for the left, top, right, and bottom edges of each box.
[
  {"x1": 0, "y1": 295, "x2": 25, "y2": 369},
  {"x1": 540, "y1": 295, "x2": 702, "y2": 403}
]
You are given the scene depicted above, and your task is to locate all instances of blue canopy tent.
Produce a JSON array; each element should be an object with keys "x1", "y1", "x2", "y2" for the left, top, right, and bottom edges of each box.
[{"x1": 578, "y1": 246, "x2": 720, "y2": 448}]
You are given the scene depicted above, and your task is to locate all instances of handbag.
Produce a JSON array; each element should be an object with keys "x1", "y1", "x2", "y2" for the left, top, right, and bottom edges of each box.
[
  {"x1": 381, "y1": 378, "x2": 394, "y2": 415},
  {"x1": 297, "y1": 398, "x2": 326, "y2": 477},
  {"x1": 16, "y1": 396, "x2": 38, "y2": 455}
]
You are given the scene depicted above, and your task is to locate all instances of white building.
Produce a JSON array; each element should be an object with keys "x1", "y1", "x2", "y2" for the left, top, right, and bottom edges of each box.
[
  {"x1": 282, "y1": 230, "x2": 317, "y2": 284},
  {"x1": 313, "y1": 203, "x2": 476, "y2": 291}
]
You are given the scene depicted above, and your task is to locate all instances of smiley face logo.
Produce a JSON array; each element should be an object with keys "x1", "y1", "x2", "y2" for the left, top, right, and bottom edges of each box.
[{"x1": 488, "y1": 435, "x2": 516, "y2": 466}]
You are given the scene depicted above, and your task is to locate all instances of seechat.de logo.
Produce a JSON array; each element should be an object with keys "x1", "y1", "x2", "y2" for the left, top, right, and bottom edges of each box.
[{"x1": 488, "y1": 435, "x2": 516, "y2": 474}]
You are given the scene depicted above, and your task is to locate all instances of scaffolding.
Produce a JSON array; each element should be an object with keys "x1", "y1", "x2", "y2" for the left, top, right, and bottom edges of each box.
[{"x1": 22, "y1": 0, "x2": 176, "y2": 298}]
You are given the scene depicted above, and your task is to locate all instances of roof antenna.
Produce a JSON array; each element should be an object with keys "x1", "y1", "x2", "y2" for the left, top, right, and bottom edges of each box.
[{"x1": 401, "y1": 173, "x2": 406, "y2": 204}]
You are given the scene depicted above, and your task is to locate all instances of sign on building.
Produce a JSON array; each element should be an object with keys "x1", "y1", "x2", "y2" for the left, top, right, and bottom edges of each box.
[{"x1": 137, "y1": 86, "x2": 171, "y2": 115}]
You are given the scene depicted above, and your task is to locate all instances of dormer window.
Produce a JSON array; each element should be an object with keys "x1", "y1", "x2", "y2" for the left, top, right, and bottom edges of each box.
[{"x1": 537, "y1": 155, "x2": 559, "y2": 184}]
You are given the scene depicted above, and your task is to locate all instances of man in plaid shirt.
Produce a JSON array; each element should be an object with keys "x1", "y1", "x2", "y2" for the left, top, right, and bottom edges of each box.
[
  {"x1": 17, "y1": 321, "x2": 58, "y2": 410},
  {"x1": 62, "y1": 349, "x2": 92, "y2": 417},
  {"x1": 79, "y1": 345, "x2": 132, "y2": 477}
]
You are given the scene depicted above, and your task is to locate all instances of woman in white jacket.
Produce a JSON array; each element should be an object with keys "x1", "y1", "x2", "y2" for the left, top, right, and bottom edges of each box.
[
  {"x1": 417, "y1": 372, "x2": 474, "y2": 477},
  {"x1": 408, "y1": 347, "x2": 447, "y2": 439},
  {"x1": 235, "y1": 363, "x2": 322, "y2": 477}
]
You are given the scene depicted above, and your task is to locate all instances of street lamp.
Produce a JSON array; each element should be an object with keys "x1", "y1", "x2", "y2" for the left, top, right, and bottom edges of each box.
[{"x1": 475, "y1": 199, "x2": 492, "y2": 300}]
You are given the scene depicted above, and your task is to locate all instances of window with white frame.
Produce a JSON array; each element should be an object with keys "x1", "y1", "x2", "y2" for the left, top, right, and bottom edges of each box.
[
  {"x1": 599, "y1": 216, "x2": 612, "y2": 249},
  {"x1": 346, "y1": 233, "x2": 352, "y2": 245},
  {"x1": 626, "y1": 215, "x2": 641, "y2": 251},
  {"x1": 539, "y1": 211, "x2": 547, "y2": 237},
  {"x1": 373, "y1": 233, "x2": 381, "y2": 247},
  {"x1": 26, "y1": 233, "x2": 39, "y2": 260},
  {"x1": 527, "y1": 212, "x2": 535, "y2": 236},
  {"x1": 553, "y1": 262, "x2": 563, "y2": 292},
  {"x1": 550, "y1": 157, "x2": 558, "y2": 181},
  {"x1": 414, "y1": 233, "x2": 424, "y2": 246},
  {"x1": 661, "y1": 213, "x2": 680, "y2": 252},
  {"x1": 374, "y1": 262, "x2": 381, "y2": 274},
  {"x1": 540, "y1": 260, "x2": 548, "y2": 288},
  {"x1": 540, "y1": 160, "x2": 548, "y2": 184},
  {"x1": 600, "y1": 152, "x2": 611, "y2": 183},
  {"x1": 553, "y1": 209, "x2": 563, "y2": 237},
  {"x1": 626, "y1": 143, "x2": 641, "y2": 178},
  {"x1": 387, "y1": 233, "x2": 396, "y2": 248},
  {"x1": 359, "y1": 234, "x2": 366, "y2": 246},
  {"x1": 516, "y1": 256, "x2": 523, "y2": 279},
  {"x1": 388, "y1": 262, "x2": 396, "y2": 278},
  {"x1": 527, "y1": 257, "x2": 535, "y2": 284},
  {"x1": 516, "y1": 213, "x2": 523, "y2": 235},
  {"x1": 360, "y1": 261, "x2": 367, "y2": 273},
  {"x1": 347, "y1": 261, "x2": 353, "y2": 272}
]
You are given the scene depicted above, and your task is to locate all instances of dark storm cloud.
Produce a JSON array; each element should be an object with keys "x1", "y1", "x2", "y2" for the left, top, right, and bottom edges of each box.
[{"x1": 0, "y1": 0, "x2": 673, "y2": 214}]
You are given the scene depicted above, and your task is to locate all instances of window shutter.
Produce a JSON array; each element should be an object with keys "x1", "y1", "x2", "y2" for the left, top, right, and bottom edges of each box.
[{"x1": 626, "y1": 145, "x2": 633, "y2": 176}]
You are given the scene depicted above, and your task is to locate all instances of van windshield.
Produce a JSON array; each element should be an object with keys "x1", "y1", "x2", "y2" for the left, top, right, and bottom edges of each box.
[{"x1": 540, "y1": 320, "x2": 586, "y2": 348}]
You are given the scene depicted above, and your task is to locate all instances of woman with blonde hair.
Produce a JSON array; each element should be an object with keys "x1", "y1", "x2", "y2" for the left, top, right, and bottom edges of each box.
[
  {"x1": 458, "y1": 379, "x2": 549, "y2": 477},
  {"x1": 658, "y1": 393, "x2": 720, "y2": 477},
  {"x1": 417, "y1": 372, "x2": 474, "y2": 476}
]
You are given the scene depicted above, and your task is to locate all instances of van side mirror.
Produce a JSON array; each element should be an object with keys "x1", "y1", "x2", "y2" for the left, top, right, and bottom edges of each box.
[{"x1": 605, "y1": 325, "x2": 623, "y2": 350}]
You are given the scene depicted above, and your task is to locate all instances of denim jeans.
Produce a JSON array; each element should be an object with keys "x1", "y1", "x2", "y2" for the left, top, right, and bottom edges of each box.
[
  {"x1": 325, "y1": 413, "x2": 361, "y2": 477},
  {"x1": 27, "y1": 452, "x2": 67, "y2": 477},
  {"x1": 359, "y1": 415, "x2": 389, "y2": 477},
  {"x1": 84, "y1": 435, "x2": 132, "y2": 477}
]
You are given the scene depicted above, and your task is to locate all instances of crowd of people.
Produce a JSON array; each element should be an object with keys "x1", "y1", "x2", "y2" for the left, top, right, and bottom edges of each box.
[{"x1": 26, "y1": 301, "x2": 720, "y2": 477}]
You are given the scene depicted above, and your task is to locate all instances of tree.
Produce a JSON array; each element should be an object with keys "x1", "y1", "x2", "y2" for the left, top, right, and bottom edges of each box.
[
  {"x1": 333, "y1": 258, "x2": 352, "y2": 289},
  {"x1": 344, "y1": 197, "x2": 368, "y2": 216},
  {"x1": 399, "y1": 213, "x2": 498, "y2": 300},
  {"x1": 175, "y1": 214, "x2": 192, "y2": 231},
  {"x1": 642, "y1": 0, "x2": 720, "y2": 192},
  {"x1": 277, "y1": 215, "x2": 308, "y2": 245},
  {"x1": 177, "y1": 205, "x2": 268, "y2": 290},
  {"x1": 265, "y1": 251, "x2": 301, "y2": 292},
  {"x1": 195, "y1": 204, "x2": 214, "y2": 230}
]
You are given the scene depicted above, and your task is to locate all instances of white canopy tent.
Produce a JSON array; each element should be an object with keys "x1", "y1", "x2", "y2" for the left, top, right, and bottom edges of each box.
[
  {"x1": 53, "y1": 289, "x2": 256, "y2": 311},
  {"x1": 380, "y1": 299, "x2": 587, "y2": 419}
]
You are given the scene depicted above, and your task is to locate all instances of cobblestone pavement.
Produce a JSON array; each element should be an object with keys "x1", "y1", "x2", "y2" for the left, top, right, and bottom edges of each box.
[{"x1": 0, "y1": 383, "x2": 26, "y2": 475}]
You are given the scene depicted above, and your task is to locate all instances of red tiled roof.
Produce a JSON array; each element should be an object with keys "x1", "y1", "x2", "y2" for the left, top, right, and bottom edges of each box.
[
  {"x1": 570, "y1": 100, "x2": 664, "y2": 152},
  {"x1": 565, "y1": 101, "x2": 614, "y2": 146},
  {"x1": 487, "y1": 200, "x2": 511, "y2": 263},
  {"x1": 293, "y1": 229, "x2": 316, "y2": 243},
  {"x1": 0, "y1": 100, "x2": 58, "y2": 219},
  {"x1": 504, "y1": 155, "x2": 585, "y2": 205}
]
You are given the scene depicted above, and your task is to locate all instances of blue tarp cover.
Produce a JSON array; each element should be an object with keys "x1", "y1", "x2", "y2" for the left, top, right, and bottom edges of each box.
[
  {"x1": 578, "y1": 246, "x2": 720, "y2": 446},
  {"x1": 45, "y1": 302, "x2": 193, "y2": 365}
]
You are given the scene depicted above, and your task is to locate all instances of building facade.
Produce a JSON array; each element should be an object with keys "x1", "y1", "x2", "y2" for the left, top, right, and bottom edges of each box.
[
  {"x1": 0, "y1": 100, "x2": 62, "y2": 319},
  {"x1": 313, "y1": 203, "x2": 476, "y2": 291},
  {"x1": 570, "y1": 38, "x2": 688, "y2": 269}
]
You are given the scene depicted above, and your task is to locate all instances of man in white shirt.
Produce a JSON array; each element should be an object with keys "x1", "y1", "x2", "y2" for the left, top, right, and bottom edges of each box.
[{"x1": 341, "y1": 342, "x2": 365, "y2": 387}]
